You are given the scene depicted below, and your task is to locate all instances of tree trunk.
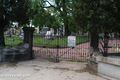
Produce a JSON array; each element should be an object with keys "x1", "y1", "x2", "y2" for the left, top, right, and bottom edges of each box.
[
  {"x1": 90, "y1": 33, "x2": 99, "y2": 51},
  {"x1": 0, "y1": 19, "x2": 5, "y2": 46},
  {"x1": 0, "y1": 26, "x2": 5, "y2": 46},
  {"x1": 62, "y1": 0, "x2": 70, "y2": 36},
  {"x1": 65, "y1": 24, "x2": 70, "y2": 36}
]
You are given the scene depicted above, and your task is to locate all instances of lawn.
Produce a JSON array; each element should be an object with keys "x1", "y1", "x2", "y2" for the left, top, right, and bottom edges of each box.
[
  {"x1": 33, "y1": 35, "x2": 89, "y2": 46},
  {"x1": 4, "y1": 34, "x2": 89, "y2": 47},
  {"x1": 4, "y1": 34, "x2": 23, "y2": 46}
]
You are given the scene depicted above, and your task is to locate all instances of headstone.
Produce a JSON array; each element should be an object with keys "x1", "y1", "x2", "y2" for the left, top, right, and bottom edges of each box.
[
  {"x1": 13, "y1": 28, "x2": 16, "y2": 34},
  {"x1": 6, "y1": 29, "x2": 11, "y2": 37},
  {"x1": 10, "y1": 28, "x2": 14, "y2": 35},
  {"x1": 79, "y1": 31, "x2": 82, "y2": 35},
  {"x1": 19, "y1": 27, "x2": 24, "y2": 40},
  {"x1": 83, "y1": 32, "x2": 88, "y2": 37},
  {"x1": 56, "y1": 28, "x2": 63, "y2": 37},
  {"x1": 37, "y1": 26, "x2": 39, "y2": 34},
  {"x1": 62, "y1": 23, "x2": 65, "y2": 35},
  {"x1": 8, "y1": 39, "x2": 15, "y2": 42},
  {"x1": 45, "y1": 28, "x2": 54, "y2": 40},
  {"x1": 50, "y1": 28, "x2": 54, "y2": 36},
  {"x1": 99, "y1": 33, "x2": 104, "y2": 36},
  {"x1": 40, "y1": 27, "x2": 49, "y2": 37},
  {"x1": 71, "y1": 32, "x2": 76, "y2": 36},
  {"x1": 111, "y1": 33, "x2": 114, "y2": 38}
]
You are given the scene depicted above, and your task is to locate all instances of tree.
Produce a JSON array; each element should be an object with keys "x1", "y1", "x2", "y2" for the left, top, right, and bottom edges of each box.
[
  {"x1": 32, "y1": 2, "x2": 60, "y2": 31},
  {"x1": 72, "y1": 0, "x2": 120, "y2": 50},
  {"x1": 31, "y1": 0, "x2": 72, "y2": 36},
  {"x1": 0, "y1": 0, "x2": 32, "y2": 46}
]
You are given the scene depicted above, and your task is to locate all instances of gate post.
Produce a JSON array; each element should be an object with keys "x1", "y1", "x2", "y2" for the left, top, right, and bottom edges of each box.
[
  {"x1": 23, "y1": 27, "x2": 35, "y2": 59},
  {"x1": 103, "y1": 33, "x2": 108, "y2": 57}
]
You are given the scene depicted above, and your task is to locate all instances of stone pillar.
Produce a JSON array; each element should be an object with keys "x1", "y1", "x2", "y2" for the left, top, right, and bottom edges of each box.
[
  {"x1": 88, "y1": 47, "x2": 102, "y2": 71},
  {"x1": 23, "y1": 27, "x2": 35, "y2": 59}
]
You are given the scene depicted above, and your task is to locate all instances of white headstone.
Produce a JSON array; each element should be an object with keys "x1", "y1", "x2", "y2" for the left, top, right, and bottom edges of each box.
[
  {"x1": 37, "y1": 26, "x2": 39, "y2": 33},
  {"x1": 46, "y1": 31, "x2": 52, "y2": 36},
  {"x1": 19, "y1": 27, "x2": 24, "y2": 40}
]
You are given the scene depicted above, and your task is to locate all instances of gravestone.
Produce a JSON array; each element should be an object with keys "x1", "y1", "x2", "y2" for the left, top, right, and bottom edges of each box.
[
  {"x1": 45, "y1": 28, "x2": 54, "y2": 40},
  {"x1": 6, "y1": 29, "x2": 11, "y2": 37},
  {"x1": 71, "y1": 32, "x2": 76, "y2": 36},
  {"x1": 40, "y1": 27, "x2": 49, "y2": 37},
  {"x1": 8, "y1": 39, "x2": 15, "y2": 42},
  {"x1": 10, "y1": 28, "x2": 14, "y2": 35},
  {"x1": 13, "y1": 28, "x2": 16, "y2": 34},
  {"x1": 99, "y1": 33, "x2": 104, "y2": 36},
  {"x1": 79, "y1": 31, "x2": 82, "y2": 35},
  {"x1": 50, "y1": 28, "x2": 54, "y2": 36},
  {"x1": 37, "y1": 26, "x2": 39, "y2": 34},
  {"x1": 62, "y1": 23, "x2": 65, "y2": 35},
  {"x1": 56, "y1": 28, "x2": 63, "y2": 38},
  {"x1": 19, "y1": 27, "x2": 24, "y2": 40},
  {"x1": 83, "y1": 32, "x2": 88, "y2": 37}
]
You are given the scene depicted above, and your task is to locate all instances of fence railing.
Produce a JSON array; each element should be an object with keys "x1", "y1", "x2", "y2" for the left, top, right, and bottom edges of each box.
[
  {"x1": 99, "y1": 35, "x2": 120, "y2": 57},
  {"x1": 33, "y1": 34, "x2": 90, "y2": 47},
  {"x1": 33, "y1": 34, "x2": 90, "y2": 62}
]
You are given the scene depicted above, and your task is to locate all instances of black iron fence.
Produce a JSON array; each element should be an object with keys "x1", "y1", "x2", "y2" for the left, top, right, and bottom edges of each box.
[
  {"x1": 33, "y1": 34, "x2": 90, "y2": 62},
  {"x1": 99, "y1": 34, "x2": 120, "y2": 57}
]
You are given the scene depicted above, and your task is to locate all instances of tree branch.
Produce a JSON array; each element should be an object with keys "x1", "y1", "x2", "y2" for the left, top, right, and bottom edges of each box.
[{"x1": 43, "y1": 1, "x2": 55, "y2": 8}]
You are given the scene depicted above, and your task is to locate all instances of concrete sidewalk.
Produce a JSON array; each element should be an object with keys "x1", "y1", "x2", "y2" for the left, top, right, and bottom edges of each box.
[{"x1": 0, "y1": 59, "x2": 116, "y2": 80}]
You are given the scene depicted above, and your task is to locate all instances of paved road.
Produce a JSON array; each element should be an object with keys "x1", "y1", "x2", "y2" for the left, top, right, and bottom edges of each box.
[{"x1": 0, "y1": 59, "x2": 116, "y2": 80}]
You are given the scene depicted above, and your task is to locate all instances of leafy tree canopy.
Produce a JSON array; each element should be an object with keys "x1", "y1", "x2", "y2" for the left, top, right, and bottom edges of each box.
[
  {"x1": 72, "y1": 0, "x2": 120, "y2": 34},
  {"x1": 31, "y1": 0, "x2": 73, "y2": 35}
]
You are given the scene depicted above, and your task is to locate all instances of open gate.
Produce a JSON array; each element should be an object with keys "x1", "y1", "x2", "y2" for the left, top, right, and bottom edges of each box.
[{"x1": 33, "y1": 34, "x2": 90, "y2": 62}]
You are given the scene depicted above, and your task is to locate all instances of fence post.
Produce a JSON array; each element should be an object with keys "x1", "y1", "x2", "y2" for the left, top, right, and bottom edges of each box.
[
  {"x1": 103, "y1": 33, "x2": 108, "y2": 57},
  {"x1": 23, "y1": 27, "x2": 35, "y2": 59}
]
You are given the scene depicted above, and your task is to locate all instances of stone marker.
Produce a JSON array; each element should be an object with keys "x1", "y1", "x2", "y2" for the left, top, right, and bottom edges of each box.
[
  {"x1": 6, "y1": 29, "x2": 11, "y2": 37},
  {"x1": 56, "y1": 28, "x2": 63, "y2": 38},
  {"x1": 40, "y1": 27, "x2": 49, "y2": 37},
  {"x1": 71, "y1": 32, "x2": 76, "y2": 36},
  {"x1": 8, "y1": 39, "x2": 15, "y2": 42},
  {"x1": 45, "y1": 30, "x2": 54, "y2": 40},
  {"x1": 19, "y1": 27, "x2": 24, "y2": 40}
]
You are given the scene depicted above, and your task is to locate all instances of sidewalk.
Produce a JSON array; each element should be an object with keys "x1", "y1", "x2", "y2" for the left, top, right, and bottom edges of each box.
[{"x1": 0, "y1": 59, "x2": 117, "y2": 80}]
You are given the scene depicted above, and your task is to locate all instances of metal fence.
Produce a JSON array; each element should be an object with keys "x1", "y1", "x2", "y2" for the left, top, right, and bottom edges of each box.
[
  {"x1": 33, "y1": 34, "x2": 90, "y2": 62},
  {"x1": 99, "y1": 34, "x2": 120, "y2": 57}
]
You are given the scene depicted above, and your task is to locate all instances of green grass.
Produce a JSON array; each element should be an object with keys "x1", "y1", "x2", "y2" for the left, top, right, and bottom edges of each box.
[
  {"x1": 4, "y1": 34, "x2": 23, "y2": 46},
  {"x1": 33, "y1": 35, "x2": 89, "y2": 46},
  {"x1": 47, "y1": 58, "x2": 56, "y2": 62},
  {"x1": 4, "y1": 34, "x2": 89, "y2": 47},
  {"x1": 79, "y1": 55, "x2": 85, "y2": 57},
  {"x1": 67, "y1": 59, "x2": 87, "y2": 62}
]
